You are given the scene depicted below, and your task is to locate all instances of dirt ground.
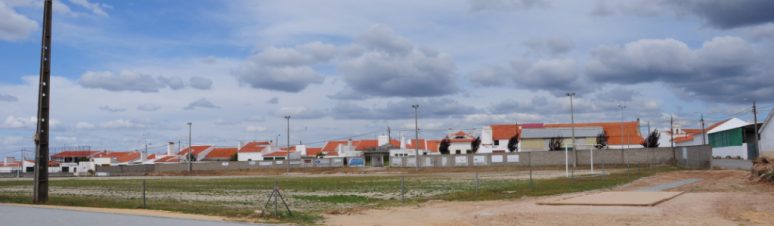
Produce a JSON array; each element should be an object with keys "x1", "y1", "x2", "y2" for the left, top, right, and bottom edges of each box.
[{"x1": 323, "y1": 170, "x2": 774, "y2": 226}]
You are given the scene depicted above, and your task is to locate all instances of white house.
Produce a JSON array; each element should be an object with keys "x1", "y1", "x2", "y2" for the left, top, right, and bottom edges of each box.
[
  {"x1": 706, "y1": 118, "x2": 753, "y2": 159},
  {"x1": 0, "y1": 157, "x2": 22, "y2": 173},
  {"x1": 237, "y1": 141, "x2": 272, "y2": 161},
  {"x1": 759, "y1": 108, "x2": 774, "y2": 158},
  {"x1": 446, "y1": 131, "x2": 476, "y2": 155},
  {"x1": 389, "y1": 136, "x2": 440, "y2": 156}
]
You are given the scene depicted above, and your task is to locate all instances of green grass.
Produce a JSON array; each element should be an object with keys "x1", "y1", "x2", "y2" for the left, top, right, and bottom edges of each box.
[{"x1": 0, "y1": 166, "x2": 675, "y2": 225}]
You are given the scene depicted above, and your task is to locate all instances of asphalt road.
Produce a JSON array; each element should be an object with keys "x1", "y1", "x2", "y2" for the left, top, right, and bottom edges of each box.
[{"x1": 0, "y1": 204, "x2": 273, "y2": 226}]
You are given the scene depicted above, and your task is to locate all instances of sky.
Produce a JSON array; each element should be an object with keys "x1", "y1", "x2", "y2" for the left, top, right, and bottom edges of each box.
[{"x1": 1, "y1": 0, "x2": 774, "y2": 156}]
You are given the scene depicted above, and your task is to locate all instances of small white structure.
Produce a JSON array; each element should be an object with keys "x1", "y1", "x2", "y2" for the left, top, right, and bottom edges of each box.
[
  {"x1": 0, "y1": 157, "x2": 21, "y2": 173},
  {"x1": 759, "y1": 108, "x2": 774, "y2": 158}
]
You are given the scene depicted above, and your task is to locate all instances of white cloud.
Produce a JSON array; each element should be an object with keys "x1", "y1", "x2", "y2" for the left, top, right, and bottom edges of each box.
[
  {"x1": 183, "y1": 98, "x2": 220, "y2": 110},
  {"x1": 0, "y1": 115, "x2": 36, "y2": 129},
  {"x1": 0, "y1": 93, "x2": 18, "y2": 102},
  {"x1": 232, "y1": 42, "x2": 333, "y2": 92},
  {"x1": 99, "y1": 119, "x2": 144, "y2": 129},
  {"x1": 75, "y1": 121, "x2": 95, "y2": 129},
  {"x1": 0, "y1": 1, "x2": 38, "y2": 41},
  {"x1": 68, "y1": 0, "x2": 110, "y2": 17},
  {"x1": 245, "y1": 126, "x2": 267, "y2": 132}
]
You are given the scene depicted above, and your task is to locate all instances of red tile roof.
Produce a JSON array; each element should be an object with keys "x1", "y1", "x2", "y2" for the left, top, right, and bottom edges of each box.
[
  {"x1": 239, "y1": 141, "x2": 271, "y2": 153},
  {"x1": 205, "y1": 147, "x2": 238, "y2": 159},
  {"x1": 155, "y1": 155, "x2": 180, "y2": 163},
  {"x1": 322, "y1": 141, "x2": 348, "y2": 152},
  {"x1": 25, "y1": 160, "x2": 60, "y2": 167},
  {"x1": 355, "y1": 140, "x2": 379, "y2": 151},
  {"x1": 544, "y1": 121, "x2": 644, "y2": 145},
  {"x1": 491, "y1": 124, "x2": 520, "y2": 140},
  {"x1": 146, "y1": 154, "x2": 156, "y2": 160},
  {"x1": 52, "y1": 150, "x2": 100, "y2": 158},
  {"x1": 264, "y1": 151, "x2": 294, "y2": 157},
  {"x1": 406, "y1": 139, "x2": 441, "y2": 152},
  {"x1": 0, "y1": 161, "x2": 21, "y2": 167},
  {"x1": 305, "y1": 147, "x2": 338, "y2": 157},
  {"x1": 178, "y1": 145, "x2": 211, "y2": 156},
  {"x1": 93, "y1": 151, "x2": 141, "y2": 163},
  {"x1": 674, "y1": 135, "x2": 695, "y2": 143}
]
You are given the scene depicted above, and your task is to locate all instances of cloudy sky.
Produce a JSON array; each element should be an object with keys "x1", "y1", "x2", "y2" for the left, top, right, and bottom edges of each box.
[{"x1": 1, "y1": 0, "x2": 773, "y2": 156}]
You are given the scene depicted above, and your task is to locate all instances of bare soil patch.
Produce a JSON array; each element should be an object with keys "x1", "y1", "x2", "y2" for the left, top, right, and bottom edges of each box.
[{"x1": 324, "y1": 170, "x2": 774, "y2": 226}]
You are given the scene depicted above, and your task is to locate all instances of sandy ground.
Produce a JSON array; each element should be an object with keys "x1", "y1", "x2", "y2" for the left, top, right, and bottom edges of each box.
[{"x1": 323, "y1": 170, "x2": 774, "y2": 226}]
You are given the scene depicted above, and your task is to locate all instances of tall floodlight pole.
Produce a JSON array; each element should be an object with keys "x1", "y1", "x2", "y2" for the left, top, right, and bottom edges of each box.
[
  {"x1": 700, "y1": 114, "x2": 706, "y2": 145},
  {"x1": 566, "y1": 92, "x2": 576, "y2": 167},
  {"x1": 285, "y1": 116, "x2": 291, "y2": 173},
  {"x1": 187, "y1": 122, "x2": 192, "y2": 173},
  {"x1": 617, "y1": 104, "x2": 626, "y2": 151},
  {"x1": 412, "y1": 104, "x2": 420, "y2": 171},
  {"x1": 33, "y1": 0, "x2": 53, "y2": 204}
]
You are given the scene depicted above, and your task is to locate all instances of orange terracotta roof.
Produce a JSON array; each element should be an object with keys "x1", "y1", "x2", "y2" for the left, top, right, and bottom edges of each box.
[
  {"x1": 453, "y1": 131, "x2": 468, "y2": 137},
  {"x1": 406, "y1": 139, "x2": 442, "y2": 152},
  {"x1": 205, "y1": 147, "x2": 238, "y2": 159},
  {"x1": 155, "y1": 155, "x2": 180, "y2": 163},
  {"x1": 178, "y1": 145, "x2": 211, "y2": 156},
  {"x1": 322, "y1": 141, "x2": 348, "y2": 152},
  {"x1": 94, "y1": 151, "x2": 142, "y2": 163},
  {"x1": 264, "y1": 151, "x2": 294, "y2": 157},
  {"x1": 146, "y1": 154, "x2": 156, "y2": 160},
  {"x1": 682, "y1": 129, "x2": 703, "y2": 135},
  {"x1": 25, "y1": 160, "x2": 60, "y2": 167},
  {"x1": 491, "y1": 124, "x2": 520, "y2": 140},
  {"x1": 355, "y1": 140, "x2": 379, "y2": 151},
  {"x1": 305, "y1": 147, "x2": 338, "y2": 156},
  {"x1": 705, "y1": 119, "x2": 729, "y2": 132},
  {"x1": 0, "y1": 161, "x2": 21, "y2": 167},
  {"x1": 673, "y1": 135, "x2": 695, "y2": 143},
  {"x1": 544, "y1": 121, "x2": 644, "y2": 145},
  {"x1": 239, "y1": 141, "x2": 271, "y2": 153},
  {"x1": 52, "y1": 150, "x2": 100, "y2": 158}
]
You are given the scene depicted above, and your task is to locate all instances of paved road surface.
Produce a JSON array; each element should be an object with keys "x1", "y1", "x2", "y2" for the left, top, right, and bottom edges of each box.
[{"x1": 0, "y1": 204, "x2": 273, "y2": 226}]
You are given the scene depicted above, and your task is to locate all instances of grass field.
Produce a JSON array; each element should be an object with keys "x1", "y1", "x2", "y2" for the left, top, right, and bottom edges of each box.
[{"x1": 0, "y1": 166, "x2": 674, "y2": 225}]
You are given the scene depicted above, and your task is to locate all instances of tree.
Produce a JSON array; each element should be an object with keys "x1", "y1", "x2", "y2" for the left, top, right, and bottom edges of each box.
[
  {"x1": 642, "y1": 129, "x2": 660, "y2": 148},
  {"x1": 439, "y1": 137, "x2": 451, "y2": 155},
  {"x1": 595, "y1": 131, "x2": 609, "y2": 149},
  {"x1": 549, "y1": 136, "x2": 564, "y2": 151},
  {"x1": 315, "y1": 152, "x2": 325, "y2": 159},
  {"x1": 229, "y1": 153, "x2": 238, "y2": 161},
  {"x1": 471, "y1": 136, "x2": 481, "y2": 153},
  {"x1": 507, "y1": 133, "x2": 520, "y2": 152}
]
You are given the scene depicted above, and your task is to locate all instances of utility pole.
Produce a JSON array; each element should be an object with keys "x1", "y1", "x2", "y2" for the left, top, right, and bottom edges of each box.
[
  {"x1": 647, "y1": 121, "x2": 651, "y2": 135},
  {"x1": 33, "y1": 0, "x2": 53, "y2": 204},
  {"x1": 412, "y1": 104, "x2": 420, "y2": 171},
  {"x1": 187, "y1": 122, "x2": 192, "y2": 173},
  {"x1": 753, "y1": 101, "x2": 760, "y2": 158},
  {"x1": 285, "y1": 115, "x2": 291, "y2": 173},
  {"x1": 566, "y1": 92, "x2": 576, "y2": 167},
  {"x1": 670, "y1": 115, "x2": 674, "y2": 149},
  {"x1": 617, "y1": 104, "x2": 626, "y2": 151},
  {"x1": 700, "y1": 114, "x2": 706, "y2": 145}
]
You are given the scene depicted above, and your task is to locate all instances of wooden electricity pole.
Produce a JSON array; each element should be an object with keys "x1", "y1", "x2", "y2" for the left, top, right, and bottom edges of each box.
[{"x1": 33, "y1": 0, "x2": 53, "y2": 204}]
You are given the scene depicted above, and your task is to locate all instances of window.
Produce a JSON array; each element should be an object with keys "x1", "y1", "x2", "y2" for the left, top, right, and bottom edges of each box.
[
  {"x1": 455, "y1": 150, "x2": 461, "y2": 154},
  {"x1": 494, "y1": 140, "x2": 500, "y2": 145}
]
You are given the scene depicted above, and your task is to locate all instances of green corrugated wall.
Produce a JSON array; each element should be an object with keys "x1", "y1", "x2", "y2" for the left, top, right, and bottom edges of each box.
[{"x1": 709, "y1": 128, "x2": 743, "y2": 147}]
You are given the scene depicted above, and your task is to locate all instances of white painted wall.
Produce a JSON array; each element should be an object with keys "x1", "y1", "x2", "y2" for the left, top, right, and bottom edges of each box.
[
  {"x1": 238, "y1": 152, "x2": 264, "y2": 161},
  {"x1": 713, "y1": 144, "x2": 748, "y2": 160},
  {"x1": 760, "y1": 111, "x2": 774, "y2": 158}
]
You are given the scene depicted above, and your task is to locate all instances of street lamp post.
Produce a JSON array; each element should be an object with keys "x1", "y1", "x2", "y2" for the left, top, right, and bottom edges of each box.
[
  {"x1": 617, "y1": 105, "x2": 626, "y2": 151},
  {"x1": 187, "y1": 122, "x2": 192, "y2": 173},
  {"x1": 566, "y1": 92, "x2": 576, "y2": 167},
  {"x1": 412, "y1": 104, "x2": 420, "y2": 171},
  {"x1": 284, "y1": 116, "x2": 291, "y2": 173}
]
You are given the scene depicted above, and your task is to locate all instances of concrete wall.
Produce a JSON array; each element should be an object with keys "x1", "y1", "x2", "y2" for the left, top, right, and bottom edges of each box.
[
  {"x1": 93, "y1": 146, "x2": 712, "y2": 175},
  {"x1": 391, "y1": 145, "x2": 712, "y2": 169}
]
